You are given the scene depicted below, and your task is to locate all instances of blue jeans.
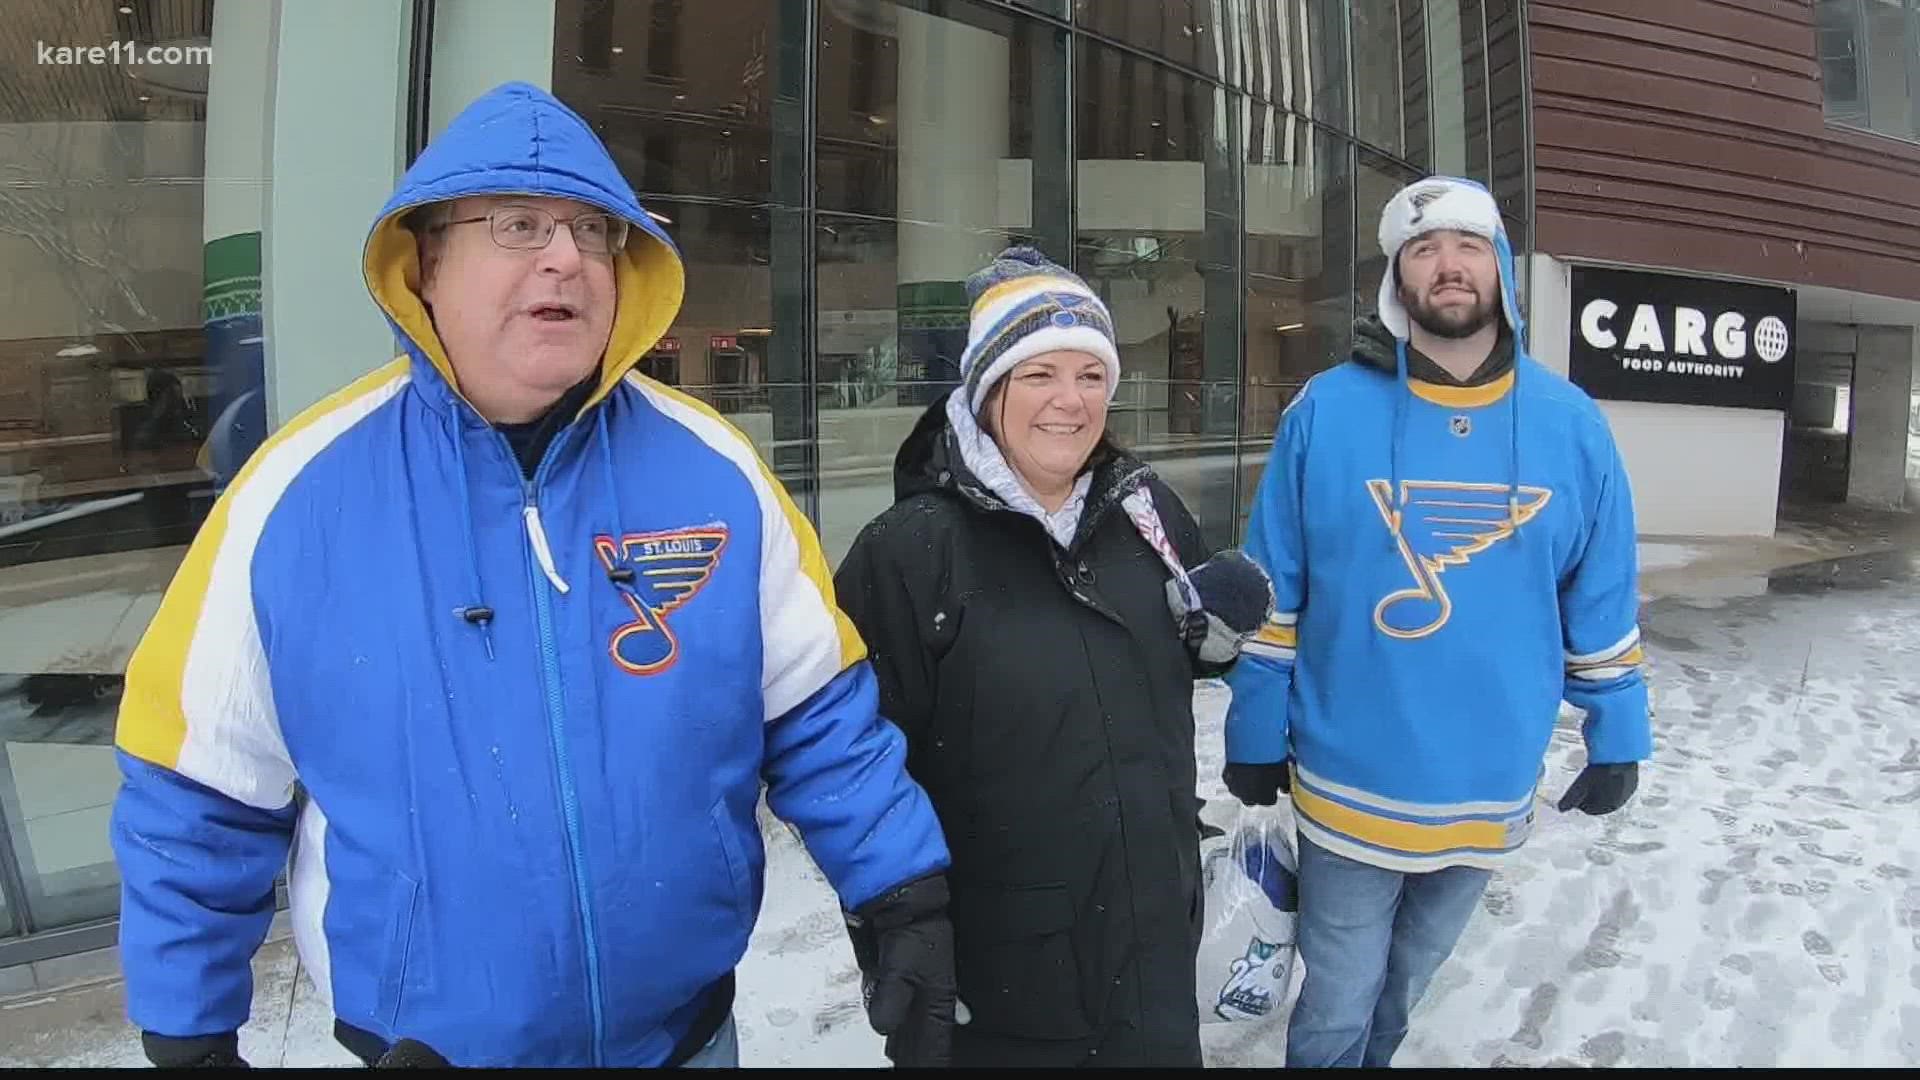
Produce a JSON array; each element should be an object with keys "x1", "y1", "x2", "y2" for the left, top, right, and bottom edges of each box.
[{"x1": 1285, "y1": 834, "x2": 1492, "y2": 1068}]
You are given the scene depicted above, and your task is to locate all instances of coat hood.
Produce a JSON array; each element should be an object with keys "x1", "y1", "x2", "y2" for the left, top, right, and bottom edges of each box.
[
  {"x1": 361, "y1": 81, "x2": 685, "y2": 418},
  {"x1": 1350, "y1": 311, "x2": 1516, "y2": 387},
  {"x1": 355, "y1": 81, "x2": 687, "y2": 658},
  {"x1": 893, "y1": 391, "x2": 962, "y2": 503}
]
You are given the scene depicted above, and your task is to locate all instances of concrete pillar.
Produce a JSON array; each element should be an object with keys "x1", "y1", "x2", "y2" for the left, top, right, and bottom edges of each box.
[
  {"x1": 261, "y1": 0, "x2": 413, "y2": 424},
  {"x1": 1524, "y1": 252, "x2": 1573, "y2": 376},
  {"x1": 1847, "y1": 325, "x2": 1915, "y2": 509},
  {"x1": 261, "y1": 0, "x2": 558, "y2": 427},
  {"x1": 894, "y1": 6, "x2": 1010, "y2": 406},
  {"x1": 1200, "y1": 89, "x2": 1240, "y2": 440},
  {"x1": 200, "y1": 0, "x2": 273, "y2": 487},
  {"x1": 428, "y1": 0, "x2": 558, "y2": 137}
]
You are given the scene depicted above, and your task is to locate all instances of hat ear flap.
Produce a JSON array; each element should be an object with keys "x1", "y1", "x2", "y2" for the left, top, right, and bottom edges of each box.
[{"x1": 1378, "y1": 253, "x2": 1410, "y2": 340}]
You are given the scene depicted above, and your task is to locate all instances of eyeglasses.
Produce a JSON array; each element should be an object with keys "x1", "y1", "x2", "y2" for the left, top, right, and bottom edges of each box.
[{"x1": 434, "y1": 205, "x2": 630, "y2": 255}]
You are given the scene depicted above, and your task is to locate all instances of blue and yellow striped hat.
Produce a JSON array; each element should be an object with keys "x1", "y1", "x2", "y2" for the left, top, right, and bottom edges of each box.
[{"x1": 958, "y1": 246, "x2": 1120, "y2": 415}]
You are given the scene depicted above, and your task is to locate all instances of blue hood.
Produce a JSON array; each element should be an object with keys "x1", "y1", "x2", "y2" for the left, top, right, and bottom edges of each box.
[{"x1": 360, "y1": 80, "x2": 685, "y2": 416}]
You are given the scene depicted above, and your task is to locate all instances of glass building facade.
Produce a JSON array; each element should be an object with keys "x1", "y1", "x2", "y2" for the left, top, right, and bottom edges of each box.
[{"x1": 0, "y1": 0, "x2": 1529, "y2": 962}]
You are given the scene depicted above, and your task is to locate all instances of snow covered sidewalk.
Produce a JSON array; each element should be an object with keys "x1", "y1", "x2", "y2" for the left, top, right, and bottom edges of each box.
[
  {"x1": 734, "y1": 552, "x2": 1920, "y2": 1068},
  {"x1": 1199, "y1": 553, "x2": 1920, "y2": 1067}
]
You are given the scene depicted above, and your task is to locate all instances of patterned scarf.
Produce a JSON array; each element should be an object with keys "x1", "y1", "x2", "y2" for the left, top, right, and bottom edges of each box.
[{"x1": 943, "y1": 392, "x2": 1201, "y2": 617}]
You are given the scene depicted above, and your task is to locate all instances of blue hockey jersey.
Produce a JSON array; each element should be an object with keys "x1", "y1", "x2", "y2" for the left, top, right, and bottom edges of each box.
[
  {"x1": 108, "y1": 81, "x2": 948, "y2": 1066},
  {"x1": 1225, "y1": 202, "x2": 1652, "y2": 874}
]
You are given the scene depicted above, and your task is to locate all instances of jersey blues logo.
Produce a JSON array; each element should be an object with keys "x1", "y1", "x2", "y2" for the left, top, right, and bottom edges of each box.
[
  {"x1": 1367, "y1": 480, "x2": 1552, "y2": 639},
  {"x1": 593, "y1": 527, "x2": 728, "y2": 675}
]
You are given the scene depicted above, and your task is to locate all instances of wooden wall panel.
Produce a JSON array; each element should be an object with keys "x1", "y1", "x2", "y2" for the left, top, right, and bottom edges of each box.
[{"x1": 1530, "y1": 0, "x2": 1920, "y2": 301}]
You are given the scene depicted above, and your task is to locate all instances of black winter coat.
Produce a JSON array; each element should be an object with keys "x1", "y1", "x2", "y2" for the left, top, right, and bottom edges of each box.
[{"x1": 832, "y1": 394, "x2": 1229, "y2": 1067}]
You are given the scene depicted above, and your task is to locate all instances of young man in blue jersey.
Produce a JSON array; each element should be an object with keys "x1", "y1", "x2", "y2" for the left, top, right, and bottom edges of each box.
[
  {"x1": 108, "y1": 82, "x2": 955, "y2": 1069},
  {"x1": 1221, "y1": 177, "x2": 1653, "y2": 1068}
]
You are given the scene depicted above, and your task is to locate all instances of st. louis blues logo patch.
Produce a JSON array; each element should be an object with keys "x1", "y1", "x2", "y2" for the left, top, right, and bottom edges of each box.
[
  {"x1": 593, "y1": 527, "x2": 728, "y2": 675},
  {"x1": 1367, "y1": 480, "x2": 1552, "y2": 640},
  {"x1": 1407, "y1": 184, "x2": 1448, "y2": 225}
]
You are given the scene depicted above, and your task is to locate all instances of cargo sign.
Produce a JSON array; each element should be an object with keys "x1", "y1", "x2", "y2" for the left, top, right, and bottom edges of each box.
[{"x1": 1568, "y1": 266, "x2": 1795, "y2": 412}]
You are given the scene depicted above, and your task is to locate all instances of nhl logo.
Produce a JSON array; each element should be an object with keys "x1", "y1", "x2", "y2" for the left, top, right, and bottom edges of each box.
[{"x1": 1449, "y1": 415, "x2": 1472, "y2": 438}]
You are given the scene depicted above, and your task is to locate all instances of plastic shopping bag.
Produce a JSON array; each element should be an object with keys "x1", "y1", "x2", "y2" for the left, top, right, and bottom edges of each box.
[{"x1": 1196, "y1": 808, "x2": 1299, "y2": 1026}]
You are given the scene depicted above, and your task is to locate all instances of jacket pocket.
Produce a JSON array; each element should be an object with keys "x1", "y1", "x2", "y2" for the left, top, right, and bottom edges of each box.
[
  {"x1": 708, "y1": 799, "x2": 753, "y2": 935},
  {"x1": 951, "y1": 881, "x2": 1093, "y2": 1042},
  {"x1": 375, "y1": 871, "x2": 421, "y2": 1031}
]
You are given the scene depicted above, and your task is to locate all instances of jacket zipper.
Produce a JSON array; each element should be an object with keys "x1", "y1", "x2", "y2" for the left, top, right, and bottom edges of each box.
[{"x1": 517, "y1": 439, "x2": 607, "y2": 1067}]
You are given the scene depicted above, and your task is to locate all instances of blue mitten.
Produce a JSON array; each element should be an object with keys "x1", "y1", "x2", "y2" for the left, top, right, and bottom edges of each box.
[{"x1": 1168, "y1": 550, "x2": 1275, "y2": 665}]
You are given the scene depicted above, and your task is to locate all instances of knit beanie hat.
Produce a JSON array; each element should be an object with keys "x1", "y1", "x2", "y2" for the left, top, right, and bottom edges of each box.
[
  {"x1": 957, "y1": 246, "x2": 1121, "y2": 415},
  {"x1": 1375, "y1": 176, "x2": 1520, "y2": 341}
]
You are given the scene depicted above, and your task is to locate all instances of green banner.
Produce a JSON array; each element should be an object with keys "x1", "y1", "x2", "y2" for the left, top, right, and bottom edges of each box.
[{"x1": 203, "y1": 231, "x2": 262, "y2": 322}]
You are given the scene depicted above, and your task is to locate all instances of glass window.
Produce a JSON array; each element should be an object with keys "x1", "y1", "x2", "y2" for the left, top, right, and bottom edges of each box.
[
  {"x1": 1398, "y1": 0, "x2": 1431, "y2": 170},
  {"x1": 1, "y1": 0, "x2": 253, "y2": 933},
  {"x1": 553, "y1": 0, "x2": 811, "y2": 499},
  {"x1": 1076, "y1": 43, "x2": 1242, "y2": 553},
  {"x1": 1, "y1": 704, "x2": 127, "y2": 929},
  {"x1": 1813, "y1": 3, "x2": 1920, "y2": 142},
  {"x1": 1863, "y1": 0, "x2": 1917, "y2": 138},
  {"x1": 1351, "y1": 0, "x2": 1405, "y2": 157},
  {"x1": 812, "y1": 0, "x2": 1071, "y2": 564},
  {"x1": 1230, "y1": 0, "x2": 1349, "y2": 129},
  {"x1": 1816, "y1": 1, "x2": 1870, "y2": 128},
  {"x1": 1074, "y1": 0, "x2": 1225, "y2": 80},
  {"x1": 1429, "y1": 0, "x2": 1489, "y2": 183},
  {"x1": 1241, "y1": 115, "x2": 1352, "y2": 535},
  {"x1": 1353, "y1": 147, "x2": 1423, "y2": 327}
]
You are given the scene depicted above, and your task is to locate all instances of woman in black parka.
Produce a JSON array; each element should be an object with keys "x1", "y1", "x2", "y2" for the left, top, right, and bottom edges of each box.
[{"x1": 833, "y1": 247, "x2": 1274, "y2": 1068}]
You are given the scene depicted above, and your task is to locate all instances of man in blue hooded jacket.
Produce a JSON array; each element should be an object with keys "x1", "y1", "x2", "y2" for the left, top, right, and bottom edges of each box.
[
  {"x1": 1222, "y1": 177, "x2": 1653, "y2": 1067},
  {"x1": 108, "y1": 81, "x2": 955, "y2": 1069}
]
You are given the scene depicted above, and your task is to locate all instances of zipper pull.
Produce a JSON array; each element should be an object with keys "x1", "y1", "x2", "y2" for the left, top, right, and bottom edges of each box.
[{"x1": 523, "y1": 504, "x2": 571, "y2": 594}]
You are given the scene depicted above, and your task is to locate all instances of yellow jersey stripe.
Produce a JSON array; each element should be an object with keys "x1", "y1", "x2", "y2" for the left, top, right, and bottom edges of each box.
[
  {"x1": 1407, "y1": 370, "x2": 1515, "y2": 408},
  {"x1": 1568, "y1": 644, "x2": 1645, "y2": 671},
  {"x1": 1254, "y1": 623, "x2": 1298, "y2": 648},
  {"x1": 1566, "y1": 627, "x2": 1642, "y2": 665},
  {"x1": 1294, "y1": 760, "x2": 1535, "y2": 819},
  {"x1": 1291, "y1": 782, "x2": 1515, "y2": 856},
  {"x1": 1296, "y1": 816, "x2": 1520, "y2": 874}
]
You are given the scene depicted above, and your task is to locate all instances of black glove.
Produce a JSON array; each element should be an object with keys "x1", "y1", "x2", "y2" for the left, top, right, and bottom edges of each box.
[
  {"x1": 1168, "y1": 550, "x2": 1276, "y2": 665},
  {"x1": 1223, "y1": 761, "x2": 1291, "y2": 807},
  {"x1": 1557, "y1": 762, "x2": 1639, "y2": 815},
  {"x1": 845, "y1": 873, "x2": 956, "y2": 1067},
  {"x1": 141, "y1": 1031, "x2": 247, "y2": 1068}
]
